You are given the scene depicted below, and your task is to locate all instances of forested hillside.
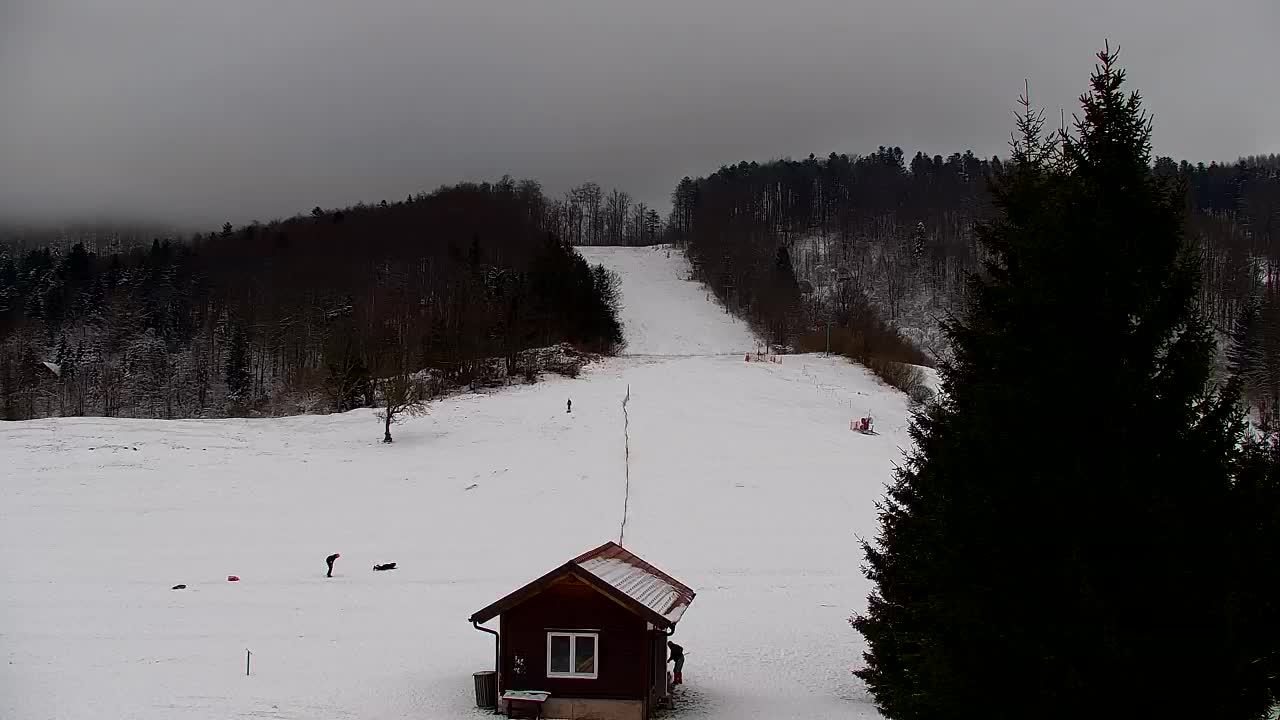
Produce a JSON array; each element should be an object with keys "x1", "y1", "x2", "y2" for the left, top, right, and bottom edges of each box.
[
  {"x1": 7, "y1": 153, "x2": 1279, "y2": 422},
  {"x1": 0, "y1": 222, "x2": 182, "y2": 256},
  {"x1": 670, "y1": 150, "x2": 1280, "y2": 409},
  {"x1": 0, "y1": 179, "x2": 622, "y2": 420}
]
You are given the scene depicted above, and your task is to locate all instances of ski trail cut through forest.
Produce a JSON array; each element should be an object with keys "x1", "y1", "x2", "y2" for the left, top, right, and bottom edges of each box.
[
  {"x1": 579, "y1": 246, "x2": 761, "y2": 547},
  {"x1": 578, "y1": 245, "x2": 758, "y2": 357}
]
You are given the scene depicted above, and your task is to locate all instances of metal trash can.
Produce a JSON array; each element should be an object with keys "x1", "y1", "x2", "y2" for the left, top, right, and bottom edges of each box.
[{"x1": 473, "y1": 670, "x2": 497, "y2": 709}]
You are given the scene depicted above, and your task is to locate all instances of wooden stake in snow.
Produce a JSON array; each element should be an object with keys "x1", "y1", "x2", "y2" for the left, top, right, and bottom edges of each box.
[{"x1": 246, "y1": 649, "x2": 252, "y2": 676}]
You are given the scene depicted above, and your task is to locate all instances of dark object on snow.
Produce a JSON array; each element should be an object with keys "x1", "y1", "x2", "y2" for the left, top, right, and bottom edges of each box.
[
  {"x1": 373, "y1": 562, "x2": 397, "y2": 571},
  {"x1": 171, "y1": 584, "x2": 187, "y2": 590},
  {"x1": 566, "y1": 398, "x2": 572, "y2": 413},
  {"x1": 668, "y1": 640, "x2": 685, "y2": 685},
  {"x1": 227, "y1": 575, "x2": 239, "y2": 582},
  {"x1": 326, "y1": 553, "x2": 340, "y2": 578}
]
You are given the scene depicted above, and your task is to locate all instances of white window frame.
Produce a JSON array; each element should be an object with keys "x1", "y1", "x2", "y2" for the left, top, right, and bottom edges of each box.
[{"x1": 546, "y1": 631, "x2": 599, "y2": 680}]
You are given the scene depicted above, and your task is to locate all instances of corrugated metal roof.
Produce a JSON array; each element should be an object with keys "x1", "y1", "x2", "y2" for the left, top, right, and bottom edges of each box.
[
  {"x1": 469, "y1": 541, "x2": 696, "y2": 628},
  {"x1": 572, "y1": 542, "x2": 695, "y2": 625}
]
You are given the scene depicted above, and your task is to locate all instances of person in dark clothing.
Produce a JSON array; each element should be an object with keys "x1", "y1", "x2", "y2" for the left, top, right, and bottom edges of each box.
[
  {"x1": 325, "y1": 553, "x2": 340, "y2": 578},
  {"x1": 667, "y1": 640, "x2": 685, "y2": 685},
  {"x1": 566, "y1": 398, "x2": 572, "y2": 413}
]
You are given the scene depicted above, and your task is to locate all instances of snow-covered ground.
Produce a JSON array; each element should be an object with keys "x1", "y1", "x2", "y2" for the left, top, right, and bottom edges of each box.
[
  {"x1": 583, "y1": 245, "x2": 757, "y2": 356},
  {"x1": 1, "y1": 245, "x2": 911, "y2": 719}
]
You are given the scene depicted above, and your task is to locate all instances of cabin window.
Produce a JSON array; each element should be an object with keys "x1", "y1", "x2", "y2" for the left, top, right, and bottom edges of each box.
[{"x1": 546, "y1": 631, "x2": 598, "y2": 679}]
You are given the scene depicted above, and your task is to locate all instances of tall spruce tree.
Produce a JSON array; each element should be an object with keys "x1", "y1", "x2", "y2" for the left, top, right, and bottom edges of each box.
[{"x1": 853, "y1": 47, "x2": 1276, "y2": 719}]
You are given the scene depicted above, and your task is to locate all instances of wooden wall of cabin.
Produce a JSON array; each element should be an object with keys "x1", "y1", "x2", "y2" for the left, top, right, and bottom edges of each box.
[
  {"x1": 500, "y1": 575, "x2": 647, "y2": 700},
  {"x1": 648, "y1": 630, "x2": 669, "y2": 708}
]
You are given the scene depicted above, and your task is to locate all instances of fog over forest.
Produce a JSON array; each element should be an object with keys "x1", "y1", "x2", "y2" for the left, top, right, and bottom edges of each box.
[{"x1": 2, "y1": 0, "x2": 1277, "y2": 227}]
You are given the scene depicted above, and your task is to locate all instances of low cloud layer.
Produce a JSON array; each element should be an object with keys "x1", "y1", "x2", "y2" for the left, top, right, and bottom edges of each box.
[{"x1": 2, "y1": 0, "x2": 1276, "y2": 228}]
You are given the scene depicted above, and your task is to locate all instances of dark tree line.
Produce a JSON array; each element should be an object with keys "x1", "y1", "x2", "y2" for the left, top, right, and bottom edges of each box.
[
  {"x1": 0, "y1": 221, "x2": 181, "y2": 256},
  {"x1": 0, "y1": 178, "x2": 622, "y2": 420},
  {"x1": 547, "y1": 182, "x2": 665, "y2": 247},
  {"x1": 668, "y1": 148, "x2": 988, "y2": 390},
  {"x1": 854, "y1": 48, "x2": 1280, "y2": 720},
  {"x1": 669, "y1": 137, "x2": 1280, "y2": 402}
]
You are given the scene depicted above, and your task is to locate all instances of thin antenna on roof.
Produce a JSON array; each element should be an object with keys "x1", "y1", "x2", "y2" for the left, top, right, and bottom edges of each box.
[{"x1": 619, "y1": 384, "x2": 632, "y2": 545}]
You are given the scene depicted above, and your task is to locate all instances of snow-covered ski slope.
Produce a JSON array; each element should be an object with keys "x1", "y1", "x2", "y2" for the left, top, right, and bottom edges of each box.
[
  {"x1": 1, "y1": 245, "x2": 909, "y2": 720},
  {"x1": 581, "y1": 246, "x2": 757, "y2": 356}
]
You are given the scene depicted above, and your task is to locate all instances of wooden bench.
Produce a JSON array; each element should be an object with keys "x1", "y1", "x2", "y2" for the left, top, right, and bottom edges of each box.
[{"x1": 501, "y1": 690, "x2": 551, "y2": 719}]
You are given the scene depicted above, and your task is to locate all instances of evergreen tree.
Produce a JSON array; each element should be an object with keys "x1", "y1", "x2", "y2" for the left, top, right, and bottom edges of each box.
[
  {"x1": 54, "y1": 333, "x2": 70, "y2": 366},
  {"x1": 909, "y1": 221, "x2": 927, "y2": 264},
  {"x1": 225, "y1": 323, "x2": 250, "y2": 405},
  {"x1": 853, "y1": 47, "x2": 1275, "y2": 720},
  {"x1": 1227, "y1": 299, "x2": 1258, "y2": 382},
  {"x1": 1227, "y1": 439, "x2": 1280, "y2": 710},
  {"x1": 324, "y1": 335, "x2": 371, "y2": 412},
  {"x1": 768, "y1": 245, "x2": 799, "y2": 346}
]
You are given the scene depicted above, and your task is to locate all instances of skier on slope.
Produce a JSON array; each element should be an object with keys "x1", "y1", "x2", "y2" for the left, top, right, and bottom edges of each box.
[
  {"x1": 567, "y1": 398, "x2": 572, "y2": 413},
  {"x1": 325, "y1": 553, "x2": 340, "y2": 578},
  {"x1": 667, "y1": 640, "x2": 685, "y2": 686}
]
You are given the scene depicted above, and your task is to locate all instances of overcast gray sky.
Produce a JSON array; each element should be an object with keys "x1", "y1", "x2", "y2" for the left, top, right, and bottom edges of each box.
[{"x1": 1, "y1": 0, "x2": 1277, "y2": 228}]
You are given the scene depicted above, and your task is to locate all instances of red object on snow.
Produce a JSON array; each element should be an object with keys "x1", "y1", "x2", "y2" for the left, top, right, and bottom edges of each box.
[{"x1": 227, "y1": 575, "x2": 240, "y2": 582}]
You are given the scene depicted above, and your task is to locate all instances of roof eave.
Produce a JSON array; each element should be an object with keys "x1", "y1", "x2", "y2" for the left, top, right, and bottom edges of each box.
[
  {"x1": 469, "y1": 564, "x2": 680, "y2": 630},
  {"x1": 469, "y1": 543, "x2": 697, "y2": 629},
  {"x1": 467, "y1": 561, "x2": 578, "y2": 624}
]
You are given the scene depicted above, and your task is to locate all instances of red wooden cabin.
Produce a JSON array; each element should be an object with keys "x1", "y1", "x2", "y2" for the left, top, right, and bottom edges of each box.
[{"x1": 470, "y1": 542, "x2": 695, "y2": 720}]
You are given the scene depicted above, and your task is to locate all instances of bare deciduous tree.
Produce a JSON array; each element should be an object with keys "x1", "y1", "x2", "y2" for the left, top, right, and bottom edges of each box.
[{"x1": 375, "y1": 360, "x2": 428, "y2": 444}]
